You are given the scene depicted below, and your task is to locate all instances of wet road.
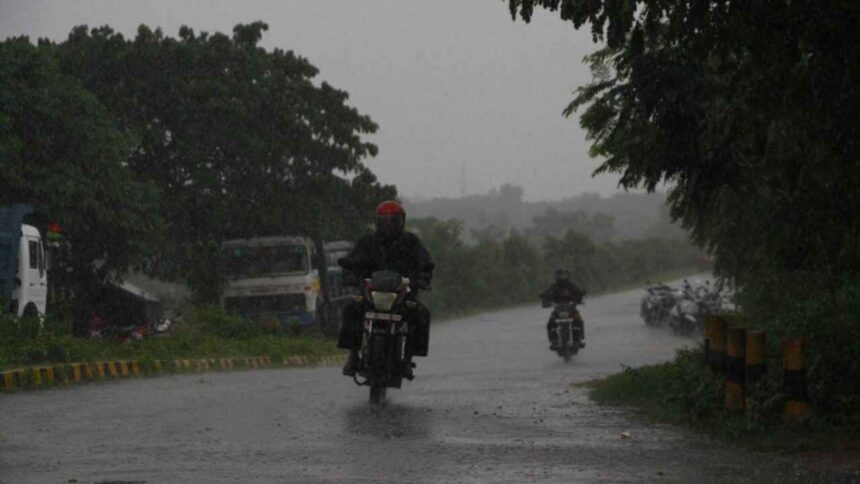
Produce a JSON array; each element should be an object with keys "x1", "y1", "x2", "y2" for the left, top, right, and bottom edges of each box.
[{"x1": 1, "y1": 286, "x2": 813, "y2": 483}]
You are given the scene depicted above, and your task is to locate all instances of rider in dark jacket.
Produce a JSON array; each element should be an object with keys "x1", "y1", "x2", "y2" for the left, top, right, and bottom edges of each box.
[
  {"x1": 338, "y1": 200, "x2": 434, "y2": 377},
  {"x1": 541, "y1": 268, "x2": 586, "y2": 349}
]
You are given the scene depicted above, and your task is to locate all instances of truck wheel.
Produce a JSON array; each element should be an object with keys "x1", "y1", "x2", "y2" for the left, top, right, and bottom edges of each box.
[
  {"x1": 22, "y1": 303, "x2": 39, "y2": 319},
  {"x1": 20, "y1": 303, "x2": 43, "y2": 335}
]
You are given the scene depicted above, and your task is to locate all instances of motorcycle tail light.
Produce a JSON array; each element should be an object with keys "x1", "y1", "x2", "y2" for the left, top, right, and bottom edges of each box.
[{"x1": 370, "y1": 291, "x2": 398, "y2": 312}]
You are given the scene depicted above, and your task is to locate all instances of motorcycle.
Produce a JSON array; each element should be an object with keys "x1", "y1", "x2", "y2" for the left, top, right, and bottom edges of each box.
[
  {"x1": 88, "y1": 312, "x2": 175, "y2": 342},
  {"x1": 668, "y1": 281, "x2": 722, "y2": 336},
  {"x1": 640, "y1": 283, "x2": 675, "y2": 327},
  {"x1": 668, "y1": 294, "x2": 701, "y2": 336},
  {"x1": 353, "y1": 270, "x2": 421, "y2": 404},
  {"x1": 544, "y1": 299, "x2": 585, "y2": 363}
]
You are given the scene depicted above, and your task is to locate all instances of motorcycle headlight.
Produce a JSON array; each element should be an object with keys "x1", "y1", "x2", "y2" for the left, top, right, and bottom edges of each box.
[{"x1": 370, "y1": 291, "x2": 398, "y2": 312}]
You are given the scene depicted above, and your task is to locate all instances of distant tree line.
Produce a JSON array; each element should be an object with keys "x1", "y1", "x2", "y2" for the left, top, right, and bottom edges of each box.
[
  {"x1": 411, "y1": 217, "x2": 705, "y2": 318},
  {"x1": 0, "y1": 22, "x2": 393, "y2": 319},
  {"x1": 406, "y1": 185, "x2": 685, "y2": 241}
]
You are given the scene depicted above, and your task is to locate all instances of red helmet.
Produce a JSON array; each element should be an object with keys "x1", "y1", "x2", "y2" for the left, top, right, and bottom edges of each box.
[{"x1": 375, "y1": 200, "x2": 405, "y2": 239}]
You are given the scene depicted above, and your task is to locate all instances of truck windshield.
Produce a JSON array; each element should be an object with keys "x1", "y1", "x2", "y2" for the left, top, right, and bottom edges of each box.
[{"x1": 222, "y1": 244, "x2": 309, "y2": 277}]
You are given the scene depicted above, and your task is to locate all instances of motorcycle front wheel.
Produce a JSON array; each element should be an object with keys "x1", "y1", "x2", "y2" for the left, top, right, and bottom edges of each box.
[
  {"x1": 367, "y1": 334, "x2": 389, "y2": 405},
  {"x1": 562, "y1": 348, "x2": 572, "y2": 363},
  {"x1": 369, "y1": 383, "x2": 387, "y2": 405}
]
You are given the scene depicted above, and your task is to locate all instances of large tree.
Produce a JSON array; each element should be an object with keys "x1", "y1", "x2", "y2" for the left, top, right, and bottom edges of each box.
[
  {"x1": 508, "y1": 1, "x2": 860, "y2": 305},
  {"x1": 56, "y1": 22, "x2": 394, "y2": 300},
  {"x1": 0, "y1": 37, "x2": 162, "y2": 318}
]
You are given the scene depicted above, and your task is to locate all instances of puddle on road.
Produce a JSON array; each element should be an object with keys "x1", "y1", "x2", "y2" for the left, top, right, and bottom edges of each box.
[{"x1": 343, "y1": 403, "x2": 435, "y2": 440}]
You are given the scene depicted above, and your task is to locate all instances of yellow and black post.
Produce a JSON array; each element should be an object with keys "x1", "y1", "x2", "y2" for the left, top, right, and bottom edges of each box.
[
  {"x1": 706, "y1": 317, "x2": 728, "y2": 373},
  {"x1": 783, "y1": 338, "x2": 811, "y2": 419},
  {"x1": 725, "y1": 327, "x2": 746, "y2": 412},
  {"x1": 745, "y1": 331, "x2": 767, "y2": 387}
]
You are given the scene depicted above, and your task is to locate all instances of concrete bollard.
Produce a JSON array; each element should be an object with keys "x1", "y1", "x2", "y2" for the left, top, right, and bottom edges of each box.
[
  {"x1": 783, "y1": 338, "x2": 811, "y2": 419},
  {"x1": 705, "y1": 317, "x2": 728, "y2": 373},
  {"x1": 725, "y1": 328, "x2": 746, "y2": 413},
  {"x1": 745, "y1": 331, "x2": 767, "y2": 387}
]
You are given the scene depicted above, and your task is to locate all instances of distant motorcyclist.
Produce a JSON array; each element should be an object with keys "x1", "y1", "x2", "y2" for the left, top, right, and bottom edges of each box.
[
  {"x1": 541, "y1": 269, "x2": 586, "y2": 350},
  {"x1": 337, "y1": 200, "x2": 434, "y2": 377}
]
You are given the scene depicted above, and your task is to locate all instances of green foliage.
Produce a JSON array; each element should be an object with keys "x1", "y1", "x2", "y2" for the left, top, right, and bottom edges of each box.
[
  {"x1": 179, "y1": 304, "x2": 293, "y2": 339},
  {"x1": 529, "y1": 208, "x2": 615, "y2": 242},
  {"x1": 510, "y1": 1, "x2": 860, "y2": 295},
  {"x1": 0, "y1": 36, "x2": 163, "y2": 302},
  {"x1": 1, "y1": 22, "x2": 394, "y2": 315},
  {"x1": 412, "y1": 216, "x2": 705, "y2": 318},
  {"x1": 0, "y1": 304, "x2": 338, "y2": 369},
  {"x1": 591, "y1": 348, "x2": 725, "y2": 422},
  {"x1": 49, "y1": 23, "x2": 394, "y2": 302},
  {"x1": 510, "y1": 0, "x2": 860, "y2": 416},
  {"x1": 738, "y1": 284, "x2": 860, "y2": 422}
]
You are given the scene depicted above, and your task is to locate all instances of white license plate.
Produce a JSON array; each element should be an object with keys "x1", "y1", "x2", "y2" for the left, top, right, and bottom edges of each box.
[
  {"x1": 365, "y1": 312, "x2": 402, "y2": 322},
  {"x1": 557, "y1": 312, "x2": 570, "y2": 317},
  {"x1": 556, "y1": 318, "x2": 573, "y2": 323}
]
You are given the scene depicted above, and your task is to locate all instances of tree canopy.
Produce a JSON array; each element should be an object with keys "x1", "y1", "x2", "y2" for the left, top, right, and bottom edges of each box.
[
  {"x1": 0, "y1": 37, "x2": 162, "y2": 293},
  {"x1": 55, "y1": 22, "x2": 394, "y2": 300},
  {"x1": 1, "y1": 22, "x2": 394, "y2": 305},
  {"x1": 508, "y1": 1, "x2": 860, "y2": 302}
]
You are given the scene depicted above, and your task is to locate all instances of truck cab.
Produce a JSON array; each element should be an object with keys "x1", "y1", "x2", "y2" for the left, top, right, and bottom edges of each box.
[
  {"x1": 0, "y1": 204, "x2": 48, "y2": 319},
  {"x1": 220, "y1": 236, "x2": 320, "y2": 326},
  {"x1": 13, "y1": 224, "x2": 48, "y2": 317}
]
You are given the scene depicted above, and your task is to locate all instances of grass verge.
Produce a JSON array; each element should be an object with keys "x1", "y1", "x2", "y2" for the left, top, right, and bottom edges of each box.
[
  {"x1": 1, "y1": 305, "x2": 341, "y2": 371},
  {"x1": 588, "y1": 347, "x2": 860, "y2": 454}
]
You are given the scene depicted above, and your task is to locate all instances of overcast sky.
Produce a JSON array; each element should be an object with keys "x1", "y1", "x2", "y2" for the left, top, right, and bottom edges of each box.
[{"x1": 0, "y1": 0, "x2": 626, "y2": 201}]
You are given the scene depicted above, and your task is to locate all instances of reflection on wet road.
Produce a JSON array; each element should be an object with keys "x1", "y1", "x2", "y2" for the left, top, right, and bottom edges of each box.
[{"x1": 0, "y1": 285, "x2": 815, "y2": 483}]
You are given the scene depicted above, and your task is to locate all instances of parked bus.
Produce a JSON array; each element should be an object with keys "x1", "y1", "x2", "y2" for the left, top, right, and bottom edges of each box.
[{"x1": 220, "y1": 236, "x2": 320, "y2": 326}]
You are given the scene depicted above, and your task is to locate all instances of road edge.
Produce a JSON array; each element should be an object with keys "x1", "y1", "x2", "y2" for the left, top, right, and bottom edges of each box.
[{"x1": 0, "y1": 354, "x2": 348, "y2": 392}]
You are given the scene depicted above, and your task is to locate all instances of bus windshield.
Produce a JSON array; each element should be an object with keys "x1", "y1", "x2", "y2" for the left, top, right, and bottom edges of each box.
[{"x1": 222, "y1": 244, "x2": 309, "y2": 278}]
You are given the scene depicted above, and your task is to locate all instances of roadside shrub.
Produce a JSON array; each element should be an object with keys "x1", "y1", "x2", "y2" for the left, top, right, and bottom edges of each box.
[
  {"x1": 179, "y1": 305, "x2": 298, "y2": 339},
  {"x1": 593, "y1": 284, "x2": 860, "y2": 442},
  {"x1": 591, "y1": 347, "x2": 724, "y2": 423},
  {"x1": 745, "y1": 283, "x2": 860, "y2": 425}
]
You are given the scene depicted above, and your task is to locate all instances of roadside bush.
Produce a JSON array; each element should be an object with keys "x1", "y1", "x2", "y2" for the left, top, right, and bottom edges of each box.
[
  {"x1": 592, "y1": 284, "x2": 860, "y2": 443},
  {"x1": 178, "y1": 305, "x2": 288, "y2": 338},
  {"x1": 592, "y1": 347, "x2": 724, "y2": 423},
  {"x1": 740, "y1": 282, "x2": 860, "y2": 426}
]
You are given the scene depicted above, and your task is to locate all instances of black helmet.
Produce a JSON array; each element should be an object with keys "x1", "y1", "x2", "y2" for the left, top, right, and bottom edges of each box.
[
  {"x1": 554, "y1": 268, "x2": 570, "y2": 282},
  {"x1": 375, "y1": 200, "x2": 405, "y2": 239}
]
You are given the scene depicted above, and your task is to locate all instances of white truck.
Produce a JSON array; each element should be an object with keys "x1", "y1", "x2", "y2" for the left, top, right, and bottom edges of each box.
[
  {"x1": 220, "y1": 235, "x2": 320, "y2": 326},
  {"x1": 0, "y1": 204, "x2": 48, "y2": 318}
]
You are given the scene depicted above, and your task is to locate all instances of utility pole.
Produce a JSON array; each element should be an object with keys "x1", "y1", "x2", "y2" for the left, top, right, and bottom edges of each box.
[{"x1": 460, "y1": 163, "x2": 467, "y2": 198}]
